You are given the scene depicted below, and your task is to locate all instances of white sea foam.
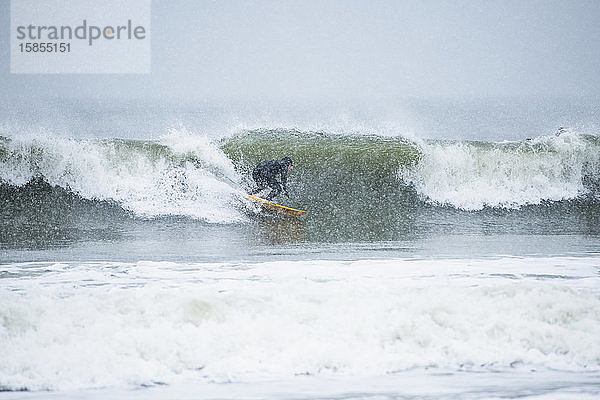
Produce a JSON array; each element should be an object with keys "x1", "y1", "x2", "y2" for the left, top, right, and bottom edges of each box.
[
  {"x1": 0, "y1": 130, "x2": 250, "y2": 222},
  {"x1": 399, "y1": 132, "x2": 600, "y2": 210},
  {"x1": 1, "y1": 257, "x2": 599, "y2": 391}
]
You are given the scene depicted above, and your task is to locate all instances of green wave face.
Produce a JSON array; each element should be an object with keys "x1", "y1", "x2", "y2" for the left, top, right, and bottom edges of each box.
[
  {"x1": 221, "y1": 130, "x2": 600, "y2": 241},
  {"x1": 221, "y1": 130, "x2": 425, "y2": 239}
]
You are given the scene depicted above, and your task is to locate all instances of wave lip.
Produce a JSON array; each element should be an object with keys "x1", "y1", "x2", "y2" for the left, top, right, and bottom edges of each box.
[{"x1": 399, "y1": 132, "x2": 600, "y2": 210}]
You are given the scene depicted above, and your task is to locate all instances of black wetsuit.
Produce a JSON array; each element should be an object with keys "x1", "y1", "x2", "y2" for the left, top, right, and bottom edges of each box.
[{"x1": 250, "y1": 159, "x2": 290, "y2": 200}]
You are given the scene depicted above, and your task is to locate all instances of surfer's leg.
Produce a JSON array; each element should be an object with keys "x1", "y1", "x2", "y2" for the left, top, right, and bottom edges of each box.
[
  {"x1": 249, "y1": 181, "x2": 266, "y2": 195},
  {"x1": 265, "y1": 179, "x2": 281, "y2": 200},
  {"x1": 265, "y1": 188, "x2": 280, "y2": 201},
  {"x1": 250, "y1": 170, "x2": 267, "y2": 194}
]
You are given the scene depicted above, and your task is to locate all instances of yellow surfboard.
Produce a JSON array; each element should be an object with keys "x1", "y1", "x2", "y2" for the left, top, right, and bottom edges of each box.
[{"x1": 248, "y1": 195, "x2": 308, "y2": 216}]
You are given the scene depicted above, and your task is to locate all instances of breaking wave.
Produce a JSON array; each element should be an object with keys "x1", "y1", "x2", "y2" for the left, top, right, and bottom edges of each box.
[
  {"x1": 1, "y1": 128, "x2": 599, "y2": 225},
  {"x1": 0, "y1": 129, "x2": 249, "y2": 223},
  {"x1": 400, "y1": 132, "x2": 600, "y2": 210}
]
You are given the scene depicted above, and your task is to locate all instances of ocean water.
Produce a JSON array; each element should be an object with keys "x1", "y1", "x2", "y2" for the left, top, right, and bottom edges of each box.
[{"x1": 1, "y1": 98, "x2": 599, "y2": 399}]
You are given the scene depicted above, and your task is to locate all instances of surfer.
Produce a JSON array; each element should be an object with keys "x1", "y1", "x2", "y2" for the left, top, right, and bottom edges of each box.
[{"x1": 249, "y1": 157, "x2": 293, "y2": 201}]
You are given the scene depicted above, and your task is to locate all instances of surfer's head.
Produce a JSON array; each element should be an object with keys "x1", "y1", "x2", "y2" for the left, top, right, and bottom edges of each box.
[{"x1": 282, "y1": 157, "x2": 293, "y2": 169}]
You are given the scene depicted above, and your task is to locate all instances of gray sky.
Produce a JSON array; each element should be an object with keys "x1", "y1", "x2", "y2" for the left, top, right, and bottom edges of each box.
[{"x1": 2, "y1": 0, "x2": 600, "y2": 101}]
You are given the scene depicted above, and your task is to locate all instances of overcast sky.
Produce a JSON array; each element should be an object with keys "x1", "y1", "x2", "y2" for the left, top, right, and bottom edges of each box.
[{"x1": 1, "y1": 0, "x2": 600, "y2": 101}]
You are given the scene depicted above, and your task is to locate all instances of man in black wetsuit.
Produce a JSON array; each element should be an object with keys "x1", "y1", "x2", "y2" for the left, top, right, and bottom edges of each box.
[{"x1": 249, "y1": 157, "x2": 293, "y2": 201}]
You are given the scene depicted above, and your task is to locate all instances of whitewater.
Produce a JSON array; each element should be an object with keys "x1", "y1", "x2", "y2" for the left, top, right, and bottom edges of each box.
[
  {"x1": 2, "y1": 257, "x2": 600, "y2": 398},
  {"x1": 1, "y1": 98, "x2": 600, "y2": 399}
]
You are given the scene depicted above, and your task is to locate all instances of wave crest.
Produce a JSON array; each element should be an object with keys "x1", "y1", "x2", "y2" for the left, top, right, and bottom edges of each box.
[
  {"x1": 399, "y1": 132, "x2": 600, "y2": 210},
  {"x1": 0, "y1": 130, "x2": 248, "y2": 222}
]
